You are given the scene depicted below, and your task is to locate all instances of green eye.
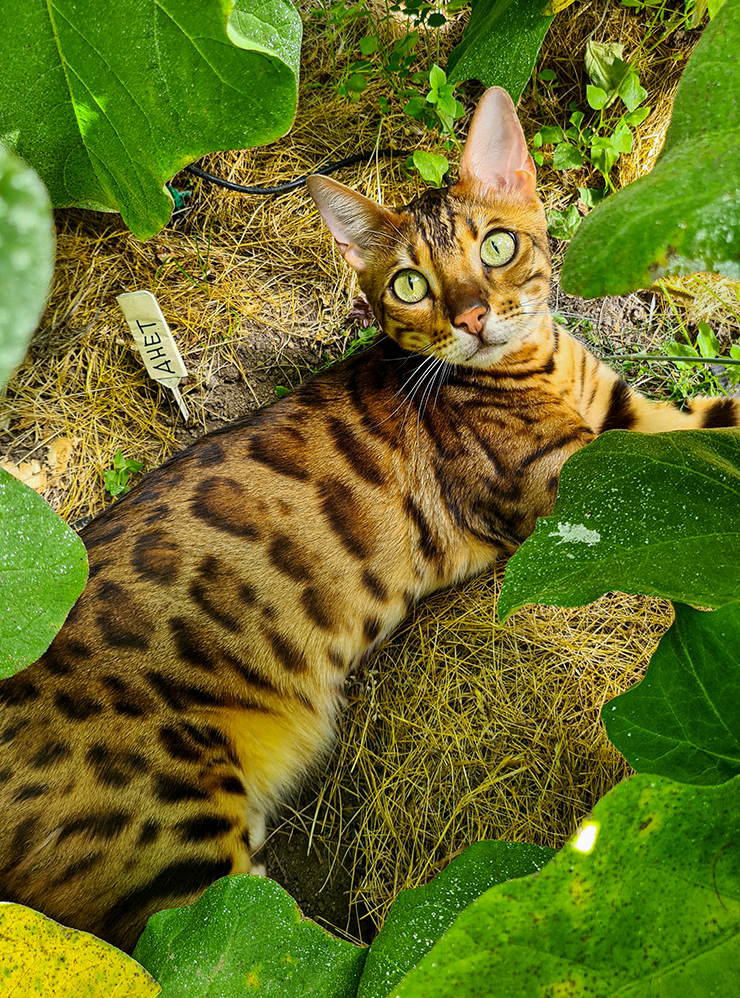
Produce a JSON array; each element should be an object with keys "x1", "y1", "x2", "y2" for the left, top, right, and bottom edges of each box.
[
  {"x1": 392, "y1": 269, "x2": 429, "y2": 303},
  {"x1": 480, "y1": 230, "x2": 516, "y2": 267}
]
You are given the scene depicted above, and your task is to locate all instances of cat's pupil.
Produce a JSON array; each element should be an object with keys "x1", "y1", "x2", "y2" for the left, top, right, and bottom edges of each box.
[
  {"x1": 393, "y1": 269, "x2": 428, "y2": 303},
  {"x1": 480, "y1": 230, "x2": 516, "y2": 267}
]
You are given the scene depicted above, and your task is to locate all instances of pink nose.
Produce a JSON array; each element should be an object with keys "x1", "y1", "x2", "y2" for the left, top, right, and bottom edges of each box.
[{"x1": 454, "y1": 305, "x2": 488, "y2": 336}]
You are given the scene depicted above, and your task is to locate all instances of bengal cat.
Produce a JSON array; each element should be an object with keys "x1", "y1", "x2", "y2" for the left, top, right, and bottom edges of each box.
[{"x1": 0, "y1": 88, "x2": 737, "y2": 953}]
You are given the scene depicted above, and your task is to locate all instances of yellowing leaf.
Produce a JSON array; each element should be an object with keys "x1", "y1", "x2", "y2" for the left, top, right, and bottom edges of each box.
[
  {"x1": 0, "y1": 903, "x2": 160, "y2": 997},
  {"x1": 584, "y1": 39, "x2": 625, "y2": 93},
  {"x1": 542, "y1": 0, "x2": 578, "y2": 14}
]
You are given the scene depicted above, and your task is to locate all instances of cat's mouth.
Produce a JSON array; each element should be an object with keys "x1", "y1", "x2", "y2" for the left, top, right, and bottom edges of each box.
[
  {"x1": 466, "y1": 324, "x2": 519, "y2": 351},
  {"x1": 448, "y1": 321, "x2": 531, "y2": 368},
  {"x1": 449, "y1": 335, "x2": 517, "y2": 369}
]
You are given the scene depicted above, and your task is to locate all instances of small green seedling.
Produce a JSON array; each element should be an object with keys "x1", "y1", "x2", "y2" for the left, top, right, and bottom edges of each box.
[
  {"x1": 343, "y1": 324, "x2": 379, "y2": 358},
  {"x1": 103, "y1": 450, "x2": 143, "y2": 498},
  {"x1": 404, "y1": 65, "x2": 464, "y2": 184},
  {"x1": 546, "y1": 203, "x2": 582, "y2": 240},
  {"x1": 547, "y1": 187, "x2": 607, "y2": 241}
]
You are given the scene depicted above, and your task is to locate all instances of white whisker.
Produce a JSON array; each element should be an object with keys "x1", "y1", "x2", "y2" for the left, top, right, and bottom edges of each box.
[
  {"x1": 415, "y1": 358, "x2": 447, "y2": 445},
  {"x1": 372, "y1": 353, "x2": 440, "y2": 431}
]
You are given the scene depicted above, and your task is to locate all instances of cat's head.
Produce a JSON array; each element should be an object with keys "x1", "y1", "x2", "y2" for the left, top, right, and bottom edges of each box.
[{"x1": 307, "y1": 88, "x2": 550, "y2": 370}]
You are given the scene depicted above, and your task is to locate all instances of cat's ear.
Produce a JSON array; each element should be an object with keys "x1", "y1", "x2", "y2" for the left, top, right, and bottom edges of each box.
[
  {"x1": 458, "y1": 87, "x2": 537, "y2": 197},
  {"x1": 306, "y1": 176, "x2": 391, "y2": 273}
]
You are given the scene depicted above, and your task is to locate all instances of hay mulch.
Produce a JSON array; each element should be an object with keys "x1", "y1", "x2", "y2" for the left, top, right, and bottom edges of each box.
[
  {"x1": 268, "y1": 574, "x2": 671, "y2": 939},
  {"x1": 0, "y1": 0, "x2": 727, "y2": 941}
]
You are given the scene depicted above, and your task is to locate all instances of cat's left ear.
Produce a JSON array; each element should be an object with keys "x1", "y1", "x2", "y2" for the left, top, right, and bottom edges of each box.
[
  {"x1": 306, "y1": 176, "x2": 391, "y2": 273},
  {"x1": 458, "y1": 87, "x2": 537, "y2": 198}
]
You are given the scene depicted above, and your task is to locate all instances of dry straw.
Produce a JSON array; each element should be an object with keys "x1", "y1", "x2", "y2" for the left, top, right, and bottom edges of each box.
[
  {"x1": 1, "y1": 0, "x2": 709, "y2": 936},
  {"x1": 276, "y1": 573, "x2": 671, "y2": 937}
]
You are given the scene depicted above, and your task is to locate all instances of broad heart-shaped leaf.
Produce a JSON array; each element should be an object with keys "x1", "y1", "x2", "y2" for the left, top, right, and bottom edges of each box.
[
  {"x1": 413, "y1": 150, "x2": 449, "y2": 187},
  {"x1": 0, "y1": 146, "x2": 54, "y2": 389},
  {"x1": 0, "y1": 0, "x2": 301, "y2": 240},
  {"x1": 498, "y1": 428, "x2": 740, "y2": 621},
  {"x1": 584, "y1": 40, "x2": 624, "y2": 95},
  {"x1": 561, "y1": 0, "x2": 740, "y2": 297},
  {"x1": 0, "y1": 468, "x2": 88, "y2": 677},
  {"x1": 132, "y1": 875, "x2": 366, "y2": 997},
  {"x1": 604, "y1": 602, "x2": 740, "y2": 785},
  {"x1": 446, "y1": 0, "x2": 554, "y2": 101},
  {"x1": 357, "y1": 840, "x2": 554, "y2": 998},
  {"x1": 392, "y1": 773, "x2": 740, "y2": 997},
  {"x1": 0, "y1": 903, "x2": 159, "y2": 996}
]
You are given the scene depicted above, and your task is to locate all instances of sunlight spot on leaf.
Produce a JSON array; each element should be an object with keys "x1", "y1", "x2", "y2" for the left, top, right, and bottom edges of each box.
[
  {"x1": 571, "y1": 822, "x2": 599, "y2": 854},
  {"x1": 548, "y1": 522, "x2": 601, "y2": 546}
]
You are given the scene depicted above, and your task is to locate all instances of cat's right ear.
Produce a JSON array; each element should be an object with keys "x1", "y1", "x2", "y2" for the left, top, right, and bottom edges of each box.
[
  {"x1": 458, "y1": 87, "x2": 537, "y2": 198},
  {"x1": 306, "y1": 176, "x2": 390, "y2": 274}
]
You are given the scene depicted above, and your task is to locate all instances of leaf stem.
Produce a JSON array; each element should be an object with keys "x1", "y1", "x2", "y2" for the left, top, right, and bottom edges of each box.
[{"x1": 600, "y1": 354, "x2": 740, "y2": 366}]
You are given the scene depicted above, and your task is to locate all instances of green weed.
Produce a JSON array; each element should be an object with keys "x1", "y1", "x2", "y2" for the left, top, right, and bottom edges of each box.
[
  {"x1": 535, "y1": 43, "x2": 651, "y2": 240},
  {"x1": 312, "y1": 1, "x2": 466, "y2": 183},
  {"x1": 103, "y1": 450, "x2": 144, "y2": 498}
]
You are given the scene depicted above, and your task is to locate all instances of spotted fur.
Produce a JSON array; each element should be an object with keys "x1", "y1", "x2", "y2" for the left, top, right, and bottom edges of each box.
[{"x1": 0, "y1": 88, "x2": 737, "y2": 952}]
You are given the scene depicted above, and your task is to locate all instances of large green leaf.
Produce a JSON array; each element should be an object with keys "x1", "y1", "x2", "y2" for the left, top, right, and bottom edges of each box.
[
  {"x1": 561, "y1": 0, "x2": 740, "y2": 297},
  {"x1": 0, "y1": 467, "x2": 88, "y2": 677},
  {"x1": 605, "y1": 602, "x2": 740, "y2": 785},
  {"x1": 0, "y1": 146, "x2": 54, "y2": 389},
  {"x1": 498, "y1": 429, "x2": 740, "y2": 621},
  {"x1": 392, "y1": 773, "x2": 740, "y2": 997},
  {"x1": 446, "y1": 0, "x2": 554, "y2": 101},
  {"x1": 132, "y1": 875, "x2": 366, "y2": 997},
  {"x1": 357, "y1": 841, "x2": 554, "y2": 998},
  {"x1": 0, "y1": 0, "x2": 301, "y2": 239}
]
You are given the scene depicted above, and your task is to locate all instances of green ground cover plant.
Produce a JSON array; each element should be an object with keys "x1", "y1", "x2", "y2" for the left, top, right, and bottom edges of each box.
[
  {"x1": 538, "y1": 0, "x2": 728, "y2": 240},
  {"x1": 665, "y1": 318, "x2": 740, "y2": 392},
  {"x1": 316, "y1": 0, "x2": 556, "y2": 183},
  {"x1": 535, "y1": 55, "x2": 649, "y2": 192},
  {"x1": 310, "y1": 2, "x2": 467, "y2": 182}
]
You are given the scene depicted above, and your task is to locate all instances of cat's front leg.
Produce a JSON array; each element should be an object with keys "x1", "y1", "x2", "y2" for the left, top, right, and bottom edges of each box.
[
  {"x1": 562, "y1": 331, "x2": 740, "y2": 433},
  {"x1": 593, "y1": 369, "x2": 740, "y2": 434}
]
